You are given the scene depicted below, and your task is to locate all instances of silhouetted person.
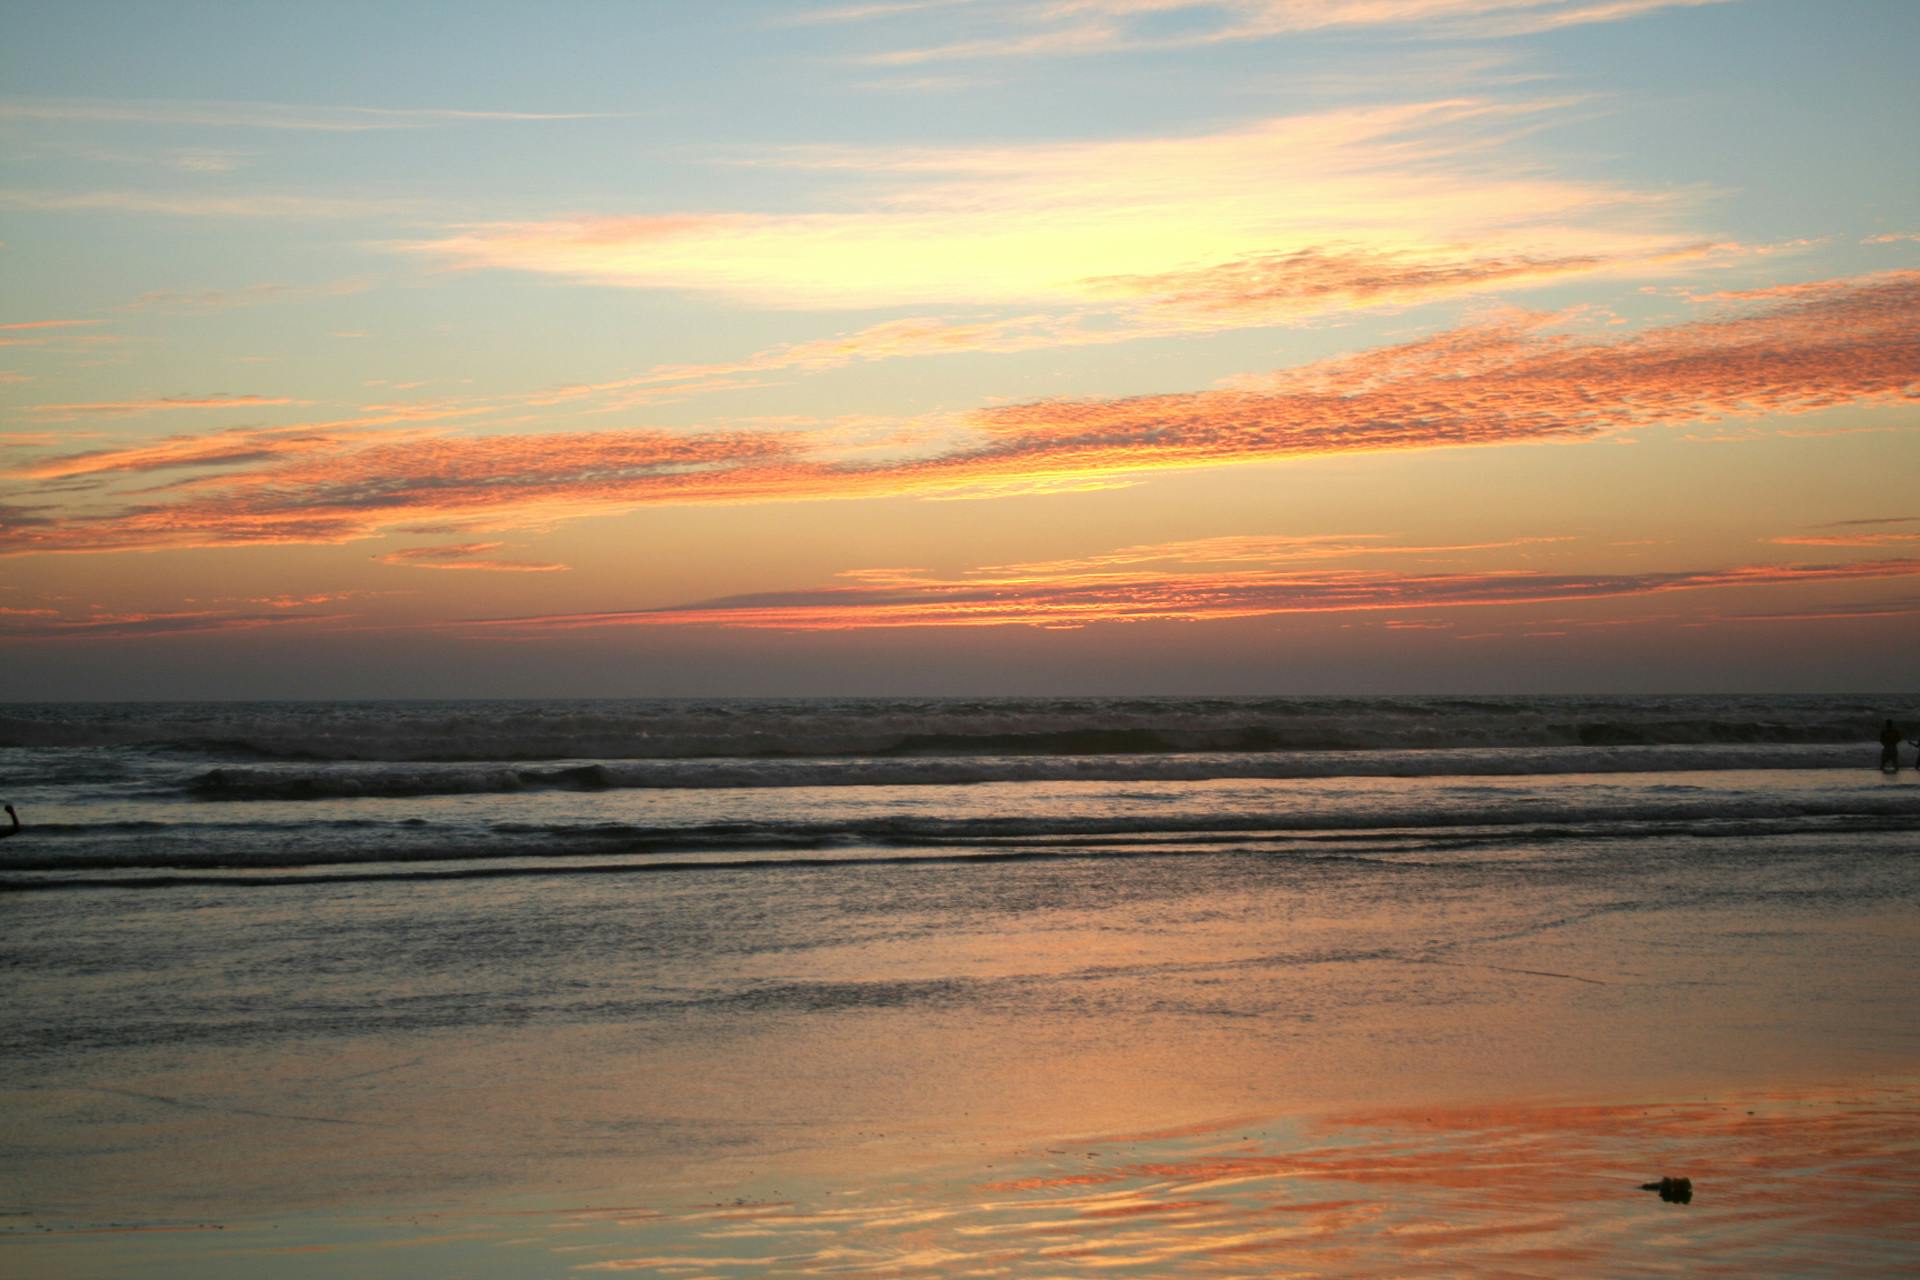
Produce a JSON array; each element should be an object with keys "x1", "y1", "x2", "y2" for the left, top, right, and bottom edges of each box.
[
  {"x1": 0, "y1": 804, "x2": 17, "y2": 839},
  {"x1": 1881, "y1": 720, "x2": 1904, "y2": 771}
]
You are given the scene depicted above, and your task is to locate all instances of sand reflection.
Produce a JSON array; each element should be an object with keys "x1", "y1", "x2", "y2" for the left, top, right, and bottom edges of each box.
[
  {"x1": 533, "y1": 1079, "x2": 1919, "y2": 1276},
  {"x1": 10, "y1": 1079, "x2": 1914, "y2": 1277}
]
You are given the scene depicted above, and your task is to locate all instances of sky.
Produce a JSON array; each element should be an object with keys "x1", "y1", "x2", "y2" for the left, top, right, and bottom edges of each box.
[{"x1": 1, "y1": 0, "x2": 1916, "y2": 699}]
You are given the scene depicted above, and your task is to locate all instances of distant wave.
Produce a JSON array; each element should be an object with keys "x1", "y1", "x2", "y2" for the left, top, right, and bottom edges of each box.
[
  {"x1": 174, "y1": 744, "x2": 1866, "y2": 800},
  {"x1": 0, "y1": 694, "x2": 1896, "y2": 762}
]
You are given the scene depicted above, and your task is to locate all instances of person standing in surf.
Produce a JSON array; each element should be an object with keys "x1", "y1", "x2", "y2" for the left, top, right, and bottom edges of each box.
[{"x1": 1880, "y1": 720, "x2": 1904, "y2": 771}]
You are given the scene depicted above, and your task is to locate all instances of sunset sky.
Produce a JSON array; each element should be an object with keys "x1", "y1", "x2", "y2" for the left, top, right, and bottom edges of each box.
[{"x1": 3, "y1": 0, "x2": 1916, "y2": 698}]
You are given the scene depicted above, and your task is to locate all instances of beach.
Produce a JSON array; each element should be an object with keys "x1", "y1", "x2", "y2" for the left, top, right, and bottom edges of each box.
[
  {"x1": 3, "y1": 696, "x2": 1918, "y2": 1276},
  {"x1": 9, "y1": 0, "x2": 1919, "y2": 1270}
]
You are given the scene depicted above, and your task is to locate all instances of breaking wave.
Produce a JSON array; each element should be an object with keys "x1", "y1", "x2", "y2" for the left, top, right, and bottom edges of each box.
[
  {"x1": 7, "y1": 789, "x2": 1918, "y2": 881},
  {"x1": 0, "y1": 693, "x2": 1895, "y2": 763}
]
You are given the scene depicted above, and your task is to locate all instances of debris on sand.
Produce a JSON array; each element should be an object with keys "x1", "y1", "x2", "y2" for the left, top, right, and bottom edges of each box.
[{"x1": 1640, "y1": 1176, "x2": 1693, "y2": 1204}]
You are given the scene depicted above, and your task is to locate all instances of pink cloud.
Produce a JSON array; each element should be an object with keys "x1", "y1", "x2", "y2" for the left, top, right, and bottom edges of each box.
[
  {"x1": 912, "y1": 269, "x2": 1919, "y2": 489},
  {"x1": 1080, "y1": 246, "x2": 1618, "y2": 322},
  {"x1": 855, "y1": 0, "x2": 1731, "y2": 64},
  {"x1": 3, "y1": 271, "x2": 1914, "y2": 557}
]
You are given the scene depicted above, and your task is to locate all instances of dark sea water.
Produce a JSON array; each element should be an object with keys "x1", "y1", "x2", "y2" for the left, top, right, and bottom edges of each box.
[
  {"x1": 4, "y1": 695, "x2": 1918, "y2": 1276},
  {"x1": 2, "y1": 694, "x2": 1915, "y2": 887}
]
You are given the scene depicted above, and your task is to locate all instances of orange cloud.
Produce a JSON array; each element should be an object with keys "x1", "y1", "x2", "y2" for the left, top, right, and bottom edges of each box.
[
  {"x1": 1769, "y1": 533, "x2": 1920, "y2": 548},
  {"x1": 986, "y1": 534, "x2": 1571, "y2": 575},
  {"x1": 0, "y1": 318, "x2": 102, "y2": 331},
  {"x1": 24, "y1": 394, "x2": 305, "y2": 421},
  {"x1": 890, "y1": 269, "x2": 1919, "y2": 493},
  {"x1": 456, "y1": 554, "x2": 1920, "y2": 633},
  {"x1": 1080, "y1": 246, "x2": 1617, "y2": 324},
  {"x1": 1, "y1": 427, "x2": 800, "y2": 554},
  {"x1": 4, "y1": 271, "x2": 1914, "y2": 556},
  {"x1": 1771, "y1": 515, "x2": 1920, "y2": 547},
  {"x1": 0, "y1": 608, "x2": 352, "y2": 640},
  {"x1": 244, "y1": 591, "x2": 371, "y2": 608},
  {"x1": 7, "y1": 423, "x2": 424, "y2": 480},
  {"x1": 375, "y1": 541, "x2": 569, "y2": 573}
]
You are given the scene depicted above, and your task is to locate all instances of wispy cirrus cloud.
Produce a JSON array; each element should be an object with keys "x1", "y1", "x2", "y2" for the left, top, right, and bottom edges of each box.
[
  {"x1": 784, "y1": 1, "x2": 979, "y2": 24},
  {"x1": 0, "y1": 426, "x2": 796, "y2": 555},
  {"x1": 7, "y1": 423, "x2": 409, "y2": 480},
  {"x1": 457, "y1": 553, "x2": 1920, "y2": 633},
  {"x1": 22, "y1": 394, "x2": 307, "y2": 422},
  {"x1": 1719, "y1": 596, "x2": 1920, "y2": 623},
  {"x1": 0, "y1": 607, "x2": 352, "y2": 640},
  {"x1": 926, "y1": 269, "x2": 1919, "y2": 491},
  {"x1": 375, "y1": 541, "x2": 569, "y2": 573},
  {"x1": 0, "y1": 318, "x2": 103, "y2": 332},
  {"x1": 1770, "y1": 513, "x2": 1920, "y2": 549},
  {"x1": 984, "y1": 533, "x2": 1572, "y2": 574},
  {"x1": 1810, "y1": 515, "x2": 1920, "y2": 529},
  {"x1": 1079, "y1": 245, "x2": 1633, "y2": 327},
  {"x1": 403, "y1": 99, "x2": 1695, "y2": 313},
  {"x1": 1768, "y1": 533, "x2": 1920, "y2": 548},
  {"x1": 3, "y1": 270, "x2": 1913, "y2": 556},
  {"x1": 521, "y1": 313, "x2": 1129, "y2": 415},
  {"x1": 0, "y1": 189, "x2": 419, "y2": 220},
  {"x1": 0, "y1": 97, "x2": 621, "y2": 132},
  {"x1": 845, "y1": 0, "x2": 1733, "y2": 65},
  {"x1": 0, "y1": 328, "x2": 128, "y2": 353},
  {"x1": 125, "y1": 278, "x2": 374, "y2": 312}
]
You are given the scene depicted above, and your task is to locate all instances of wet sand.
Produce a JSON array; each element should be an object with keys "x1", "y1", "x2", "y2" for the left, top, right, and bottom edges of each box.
[
  {"x1": 6, "y1": 804, "x2": 1919, "y2": 1277},
  {"x1": 9, "y1": 1077, "x2": 1917, "y2": 1277}
]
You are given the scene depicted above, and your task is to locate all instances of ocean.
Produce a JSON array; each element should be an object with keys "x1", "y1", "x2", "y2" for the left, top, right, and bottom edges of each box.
[
  {"x1": 4, "y1": 694, "x2": 1918, "y2": 1276},
  {"x1": 3, "y1": 693, "x2": 1914, "y2": 887}
]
